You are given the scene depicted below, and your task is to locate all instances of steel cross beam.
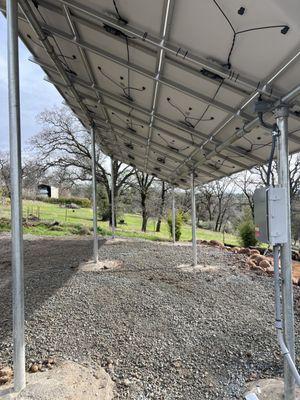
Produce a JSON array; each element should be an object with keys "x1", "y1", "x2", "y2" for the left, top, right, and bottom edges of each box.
[
  {"x1": 88, "y1": 115, "x2": 225, "y2": 181},
  {"x1": 44, "y1": 71, "x2": 264, "y2": 172},
  {"x1": 32, "y1": 0, "x2": 300, "y2": 113},
  {"x1": 172, "y1": 83, "x2": 300, "y2": 182},
  {"x1": 35, "y1": 21, "x2": 255, "y2": 120},
  {"x1": 83, "y1": 114, "x2": 222, "y2": 183},
  {"x1": 68, "y1": 100, "x2": 238, "y2": 179},
  {"x1": 34, "y1": 57, "x2": 268, "y2": 166},
  {"x1": 56, "y1": 0, "x2": 271, "y2": 93},
  {"x1": 22, "y1": 0, "x2": 254, "y2": 102},
  {"x1": 60, "y1": 3, "x2": 124, "y2": 159},
  {"x1": 17, "y1": 0, "x2": 126, "y2": 161},
  {"x1": 144, "y1": 0, "x2": 174, "y2": 171}
]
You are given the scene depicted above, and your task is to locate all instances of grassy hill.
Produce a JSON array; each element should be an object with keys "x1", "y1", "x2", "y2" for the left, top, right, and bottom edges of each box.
[{"x1": 0, "y1": 199, "x2": 240, "y2": 245}]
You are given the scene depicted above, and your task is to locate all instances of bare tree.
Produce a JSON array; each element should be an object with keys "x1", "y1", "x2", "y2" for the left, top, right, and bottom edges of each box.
[
  {"x1": 156, "y1": 181, "x2": 169, "y2": 232},
  {"x1": 233, "y1": 170, "x2": 261, "y2": 219},
  {"x1": 135, "y1": 171, "x2": 155, "y2": 232},
  {"x1": 31, "y1": 107, "x2": 135, "y2": 225}
]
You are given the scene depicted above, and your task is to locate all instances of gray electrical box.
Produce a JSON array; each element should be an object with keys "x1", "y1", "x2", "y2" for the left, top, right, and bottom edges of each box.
[{"x1": 253, "y1": 186, "x2": 288, "y2": 245}]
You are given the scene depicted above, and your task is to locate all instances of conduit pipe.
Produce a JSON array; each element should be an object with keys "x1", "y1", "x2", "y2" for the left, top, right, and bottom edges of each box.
[{"x1": 273, "y1": 245, "x2": 300, "y2": 387}]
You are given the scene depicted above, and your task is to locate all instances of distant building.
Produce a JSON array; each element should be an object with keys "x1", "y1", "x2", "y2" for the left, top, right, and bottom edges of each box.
[{"x1": 37, "y1": 184, "x2": 59, "y2": 199}]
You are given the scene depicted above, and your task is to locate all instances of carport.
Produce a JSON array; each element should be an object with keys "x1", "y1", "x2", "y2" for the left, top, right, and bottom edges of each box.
[{"x1": 2, "y1": 0, "x2": 300, "y2": 398}]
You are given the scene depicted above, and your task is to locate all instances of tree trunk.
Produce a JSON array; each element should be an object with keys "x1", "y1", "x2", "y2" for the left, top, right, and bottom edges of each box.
[
  {"x1": 141, "y1": 192, "x2": 148, "y2": 232},
  {"x1": 108, "y1": 189, "x2": 118, "y2": 228},
  {"x1": 156, "y1": 181, "x2": 166, "y2": 232}
]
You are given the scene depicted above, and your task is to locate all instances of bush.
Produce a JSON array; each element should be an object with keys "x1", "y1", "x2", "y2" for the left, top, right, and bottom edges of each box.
[
  {"x1": 167, "y1": 211, "x2": 183, "y2": 241},
  {"x1": 37, "y1": 196, "x2": 91, "y2": 208},
  {"x1": 238, "y1": 220, "x2": 257, "y2": 247}
]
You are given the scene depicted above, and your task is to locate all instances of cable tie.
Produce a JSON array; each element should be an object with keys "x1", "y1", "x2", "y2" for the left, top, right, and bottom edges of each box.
[
  {"x1": 234, "y1": 73, "x2": 239, "y2": 82},
  {"x1": 142, "y1": 32, "x2": 148, "y2": 41},
  {"x1": 176, "y1": 47, "x2": 181, "y2": 56},
  {"x1": 183, "y1": 50, "x2": 188, "y2": 59}
]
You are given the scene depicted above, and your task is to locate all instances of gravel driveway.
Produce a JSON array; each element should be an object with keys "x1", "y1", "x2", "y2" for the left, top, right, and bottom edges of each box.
[{"x1": 1, "y1": 235, "x2": 300, "y2": 399}]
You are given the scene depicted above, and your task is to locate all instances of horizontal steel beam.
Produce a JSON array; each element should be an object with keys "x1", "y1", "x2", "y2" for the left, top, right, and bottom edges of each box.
[
  {"x1": 172, "y1": 82, "x2": 300, "y2": 180},
  {"x1": 38, "y1": 22, "x2": 254, "y2": 119},
  {"x1": 33, "y1": 56, "x2": 268, "y2": 166},
  {"x1": 56, "y1": 0, "x2": 267, "y2": 93}
]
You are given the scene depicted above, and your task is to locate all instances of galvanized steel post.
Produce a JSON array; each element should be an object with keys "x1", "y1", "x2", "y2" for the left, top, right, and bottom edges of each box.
[
  {"x1": 276, "y1": 105, "x2": 295, "y2": 400},
  {"x1": 7, "y1": 0, "x2": 26, "y2": 392},
  {"x1": 191, "y1": 171, "x2": 197, "y2": 266},
  {"x1": 111, "y1": 157, "x2": 115, "y2": 238},
  {"x1": 91, "y1": 124, "x2": 98, "y2": 263},
  {"x1": 172, "y1": 185, "x2": 176, "y2": 244}
]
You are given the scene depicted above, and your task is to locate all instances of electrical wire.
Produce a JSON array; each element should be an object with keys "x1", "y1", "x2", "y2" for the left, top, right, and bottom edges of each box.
[
  {"x1": 266, "y1": 127, "x2": 279, "y2": 186},
  {"x1": 111, "y1": 111, "x2": 144, "y2": 130},
  {"x1": 212, "y1": 0, "x2": 289, "y2": 69},
  {"x1": 34, "y1": 5, "x2": 78, "y2": 74},
  {"x1": 98, "y1": 67, "x2": 146, "y2": 100},
  {"x1": 157, "y1": 133, "x2": 190, "y2": 152},
  {"x1": 166, "y1": 97, "x2": 215, "y2": 129}
]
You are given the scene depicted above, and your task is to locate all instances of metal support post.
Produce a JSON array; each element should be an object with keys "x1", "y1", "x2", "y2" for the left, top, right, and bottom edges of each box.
[
  {"x1": 172, "y1": 186, "x2": 176, "y2": 244},
  {"x1": 276, "y1": 105, "x2": 295, "y2": 400},
  {"x1": 191, "y1": 171, "x2": 197, "y2": 266},
  {"x1": 7, "y1": 0, "x2": 26, "y2": 392},
  {"x1": 111, "y1": 157, "x2": 115, "y2": 238},
  {"x1": 91, "y1": 125, "x2": 98, "y2": 263}
]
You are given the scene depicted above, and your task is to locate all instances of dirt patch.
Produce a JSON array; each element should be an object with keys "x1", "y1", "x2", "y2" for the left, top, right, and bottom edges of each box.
[
  {"x1": 79, "y1": 259, "x2": 124, "y2": 272},
  {"x1": 245, "y1": 378, "x2": 300, "y2": 399},
  {"x1": 0, "y1": 361, "x2": 114, "y2": 400}
]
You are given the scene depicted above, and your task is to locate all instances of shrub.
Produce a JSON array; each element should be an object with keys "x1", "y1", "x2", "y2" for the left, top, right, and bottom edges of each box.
[
  {"x1": 37, "y1": 196, "x2": 91, "y2": 208},
  {"x1": 238, "y1": 220, "x2": 257, "y2": 247},
  {"x1": 167, "y1": 211, "x2": 183, "y2": 241}
]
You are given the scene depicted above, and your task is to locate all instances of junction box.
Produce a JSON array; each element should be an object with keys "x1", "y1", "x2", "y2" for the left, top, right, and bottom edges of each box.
[{"x1": 253, "y1": 187, "x2": 288, "y2": 245}]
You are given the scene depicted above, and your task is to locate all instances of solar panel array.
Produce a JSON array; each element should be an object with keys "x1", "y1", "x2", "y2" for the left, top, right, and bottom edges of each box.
[{"x1": 2, "y1": 0, "x2": 300, "y2": 187}]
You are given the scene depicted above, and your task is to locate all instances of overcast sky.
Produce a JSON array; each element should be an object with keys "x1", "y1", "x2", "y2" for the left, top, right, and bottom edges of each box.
[{"x1": 0, "y1": 14, "x2": 63, "y2": 152}]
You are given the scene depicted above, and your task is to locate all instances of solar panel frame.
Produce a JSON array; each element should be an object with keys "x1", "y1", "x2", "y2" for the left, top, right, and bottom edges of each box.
[{"x1": 2, "y1": 0, "x2": 300, "y2": 187}]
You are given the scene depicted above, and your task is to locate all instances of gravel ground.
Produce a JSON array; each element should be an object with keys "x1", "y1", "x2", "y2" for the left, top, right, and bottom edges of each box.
[{"x1": 1, "y1": 234, "x2": 300, "y2": 399}]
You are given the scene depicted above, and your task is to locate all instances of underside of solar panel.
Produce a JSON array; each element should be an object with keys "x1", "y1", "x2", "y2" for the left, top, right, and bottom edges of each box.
[{"x1": 1, "y1": 0, "x2": 300, "y2": 188}]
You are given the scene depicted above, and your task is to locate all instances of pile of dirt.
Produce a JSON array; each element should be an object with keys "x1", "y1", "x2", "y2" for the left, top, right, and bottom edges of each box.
[{"x1": 0, "y1": 361, "x2": 114, "y2": 400}]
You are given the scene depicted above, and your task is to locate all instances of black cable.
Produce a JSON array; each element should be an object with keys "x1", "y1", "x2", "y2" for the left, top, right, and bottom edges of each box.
[
  {"x1": 35, "y1": 7, "x2": 77, "y2": 73},
  {"x1": 267, "y1": 129, "x2": 278, "y2": 186},
  {"x1": 192, "y1": 80, "x2": 224, "y2": 129},
  {"x1": 166, "y1": 97, "x2": 215, "y2": 129},
  {"x1": 98, "y1": 67, "x2": 146, "y2": 100},
  {"x1": 112, "y1": 0, "x2": 128, "y2": 25},
  {"x1": 212, "y1": 0, "x2": 289, "y2": 69}
]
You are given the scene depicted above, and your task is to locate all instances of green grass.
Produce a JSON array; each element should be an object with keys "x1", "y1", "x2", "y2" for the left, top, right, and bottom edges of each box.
[{"x1": 0, "y1": 199, "x2": 240, "y2": 245}]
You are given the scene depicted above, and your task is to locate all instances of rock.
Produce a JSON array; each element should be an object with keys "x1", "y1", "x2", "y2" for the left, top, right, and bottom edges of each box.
[
  {"x1": 30, "y1": 364, "x2": 39, "y2": 373},
  {"x1": 246, "y1": 260, "x2": 257, "y2": 269},
  {"x1": 122, "y1": 378, "x2": 131, "y2": 387},
  {"x1": 250, "y1": 249, "x2": 260, "y2": 255},
  {"x1": 237, "y1": 248, "x2": 251, "y2": 255},
  {"x1": 259, "y1": 260, "x2": 271, "y2": 270},
  {"x1": 254, "y1": 255, "x2": 265, "y2": 265},
  {"x1": 292, "y1": 277, "x2": 300, "y2": 285},
  {"x1": 0, "y1": 366, "x2": 13, "y2": 378},
  {"x1": 172, "y1": 360, "x2": 181, "y2": 369},
  {"x1": 209, "y1": 240, "x2": 224, "y2": 248}
]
